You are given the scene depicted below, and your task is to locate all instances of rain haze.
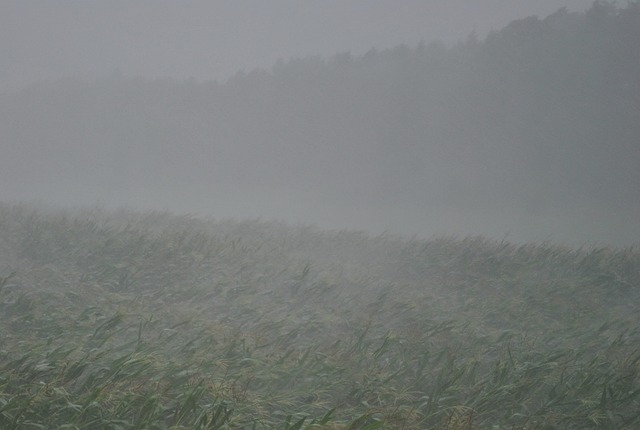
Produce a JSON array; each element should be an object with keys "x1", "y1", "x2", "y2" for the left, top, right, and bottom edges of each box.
[
  {"x1": 3, "y1": 3, "x2": 640, "y2": 427},
  {"x1": 1, "y1": 0, "x2": 638, "y2": 245},
  {"x1": 1, "y1": 1, "x2": 594, "y2": 90}
]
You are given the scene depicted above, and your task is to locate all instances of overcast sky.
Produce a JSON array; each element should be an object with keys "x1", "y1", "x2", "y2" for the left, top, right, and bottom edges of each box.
[{"x1": 2, "y1": 0, "x2": 593, "y2": 92}]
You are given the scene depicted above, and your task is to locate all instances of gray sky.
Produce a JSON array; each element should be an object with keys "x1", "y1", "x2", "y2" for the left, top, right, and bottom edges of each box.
[{"x1": 2, "y1": 0, "x2": 593, "y2": 92}]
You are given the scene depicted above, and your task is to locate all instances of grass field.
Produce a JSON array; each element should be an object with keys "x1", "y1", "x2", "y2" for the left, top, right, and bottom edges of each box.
[{"x1": 1, "y1": 203, "x2": 639, "y2": 429}]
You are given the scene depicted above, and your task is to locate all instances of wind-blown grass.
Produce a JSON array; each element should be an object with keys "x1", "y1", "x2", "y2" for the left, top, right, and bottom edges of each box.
[{"x1": 0, "y1": 203, "x2": 638, "y2": 428}]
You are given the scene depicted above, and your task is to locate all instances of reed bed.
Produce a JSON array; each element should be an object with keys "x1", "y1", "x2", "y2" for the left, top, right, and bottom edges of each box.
[{"x1": 0, "y1": 203, "x2": 638, "y2": 429}]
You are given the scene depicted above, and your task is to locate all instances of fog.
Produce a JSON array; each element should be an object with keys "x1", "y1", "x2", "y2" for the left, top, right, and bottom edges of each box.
[
  {"x1": 1, "y1": 0, "x2": 593, "y2": 92},
  {"x1": 2, "y1": 1, "x2": 639, "y2": 245}
]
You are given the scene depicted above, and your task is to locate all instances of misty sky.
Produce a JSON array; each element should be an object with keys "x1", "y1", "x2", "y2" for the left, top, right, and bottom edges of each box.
[
  {"x1": 2, "y1": 0, "x2": 593, "y2": 92},
  {"x1": 3, "y1": 0, "x2": 635, "y2": 246}
]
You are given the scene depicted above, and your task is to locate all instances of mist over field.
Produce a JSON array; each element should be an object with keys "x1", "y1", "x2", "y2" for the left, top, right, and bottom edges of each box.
[
  {"x1": 2, "y1": 3, "x2": 640, "y2": 428},
  {"x1": 2, "y1": 1, "x2": 638, "y2": 245}
]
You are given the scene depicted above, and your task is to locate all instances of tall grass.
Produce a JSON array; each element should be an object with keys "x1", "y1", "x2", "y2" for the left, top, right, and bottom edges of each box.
[{"x1": 0, "y1": 203, "x2": 638, "y2": 428}]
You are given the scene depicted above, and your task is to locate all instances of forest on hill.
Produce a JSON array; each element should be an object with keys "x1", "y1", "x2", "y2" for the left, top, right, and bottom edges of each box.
[{"x1": 1, "y1": 2, "x2": 639, "y2": 243}]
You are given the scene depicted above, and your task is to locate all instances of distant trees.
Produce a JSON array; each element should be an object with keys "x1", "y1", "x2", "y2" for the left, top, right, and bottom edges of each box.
[{"x1": 1, "y1": 2, "x2": 638, "y2": 242}]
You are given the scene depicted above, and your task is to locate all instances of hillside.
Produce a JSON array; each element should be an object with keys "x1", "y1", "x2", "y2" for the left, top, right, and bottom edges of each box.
[
  {"x1": 1, "y1": 3, "x2": 639, "y2": 244},
  {"x1": 1, "y1": 203, "x2": 639, "y2": 428}
]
